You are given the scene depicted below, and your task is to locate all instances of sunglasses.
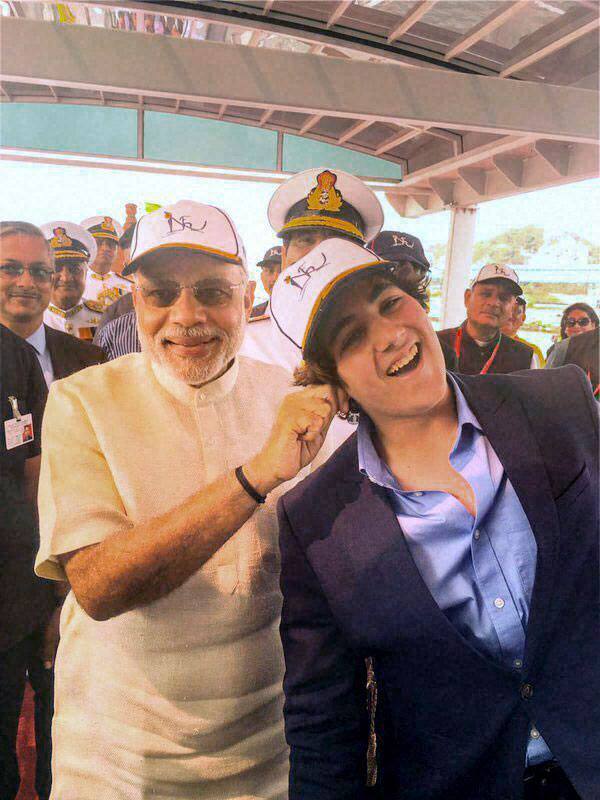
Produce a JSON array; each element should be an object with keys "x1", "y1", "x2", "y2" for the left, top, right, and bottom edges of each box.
[
  {"x1": 137, "y1": 278, "x2": 244, "y2": 308},
  {"x1": 566, "y1": 317, "x2": 591, "y2": 328},
  {"x1": 0, "y1": 264, "x2": 54, "y2": 284}
]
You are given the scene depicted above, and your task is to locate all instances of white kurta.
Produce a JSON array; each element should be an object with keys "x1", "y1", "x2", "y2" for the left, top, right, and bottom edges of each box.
[{"x1": 36, "y1": 354, "x2": 312, "y2": 800}]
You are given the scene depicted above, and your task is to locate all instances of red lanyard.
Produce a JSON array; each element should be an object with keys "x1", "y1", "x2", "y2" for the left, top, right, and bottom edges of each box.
[
  {"x1": 454, "y1": 328, "x2": 502, "y2": 375},
  {"x1": 586, "y1": 368, "x2": 600, "y2": 397}
]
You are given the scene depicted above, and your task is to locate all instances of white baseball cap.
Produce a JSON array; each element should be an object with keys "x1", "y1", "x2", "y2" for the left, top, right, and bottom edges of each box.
[
  {"x1": 268, "y1": 167, "x2": 384, "y2": 243},
  {"x1": 124, "y1": 200, "x2": 248, "y2": 275},
  {"x1": 270, "y1": 237, "x2": 391, "y2": 356},
  {"x1": 40, "y1": 220, "x2": 97, "y2": 264},
  {"x1": 471, "y1": 263, "x2": 522, "y2": 295},
  {"x1": 80, "y1": 215, "x2": 124, "y2": 243}
]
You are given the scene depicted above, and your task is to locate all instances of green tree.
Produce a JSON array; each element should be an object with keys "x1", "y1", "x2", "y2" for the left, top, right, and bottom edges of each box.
[{"x1": 473, "y1": 225, "x2": 544, "y2": 265}]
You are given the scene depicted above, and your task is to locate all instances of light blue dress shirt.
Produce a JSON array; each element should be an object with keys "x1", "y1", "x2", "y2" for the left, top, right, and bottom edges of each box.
[
  {"x1": 357, "y1": 377, "x2": 552, "y2": 766},
  {"x1": 27, "y1": 324, "x2": 54, "y2": 387}
]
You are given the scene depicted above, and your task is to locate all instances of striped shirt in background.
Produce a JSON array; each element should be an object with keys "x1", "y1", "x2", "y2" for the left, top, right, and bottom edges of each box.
[{"x1": 94, "y1": 310, "x2": 141, "y2": 361}]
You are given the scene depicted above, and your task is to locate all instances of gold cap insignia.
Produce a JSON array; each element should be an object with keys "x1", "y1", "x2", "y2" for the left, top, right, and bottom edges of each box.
[
  {"x1": 101, "y1": 216, "x2": 116, "y2": 233},
  {"x1": 306, "y1": 170, "x2": 343, "y2": 213},
  {"x1": 50, "y1": 227, "x2": 72, "y2": 248}
]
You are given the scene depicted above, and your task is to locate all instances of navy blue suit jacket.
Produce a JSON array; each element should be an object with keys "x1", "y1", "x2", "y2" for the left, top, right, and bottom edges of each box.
[{"x1": 278, "y1": 366, "x2": 599, "y2": 800}]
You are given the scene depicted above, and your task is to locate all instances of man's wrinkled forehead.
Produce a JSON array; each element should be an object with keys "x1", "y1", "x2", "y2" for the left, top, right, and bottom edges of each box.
[{"x1": 136, "y1": 248, "x2": 243, "y2": 282}]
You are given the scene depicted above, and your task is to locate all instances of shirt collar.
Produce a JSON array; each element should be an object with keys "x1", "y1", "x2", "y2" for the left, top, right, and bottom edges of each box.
[
  {"x1": 26, "y1": 323, "x2": 47, "y2": 356},
  {"x1": 150, "y1": 353, "x2": 239, "y2": 405},
  {"x1": 357, "y1": 375, "x2": 483, "y2": 491}
]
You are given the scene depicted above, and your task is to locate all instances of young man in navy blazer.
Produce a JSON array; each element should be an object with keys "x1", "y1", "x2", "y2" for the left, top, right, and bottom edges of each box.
[{"x1": 270, "y1": 238, "x2": 599, "y2": 800}]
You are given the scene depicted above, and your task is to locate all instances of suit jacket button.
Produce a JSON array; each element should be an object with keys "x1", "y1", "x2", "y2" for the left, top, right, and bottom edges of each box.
[{"x1": 520, "y1": 683, "x2": 534, "y2": 700}]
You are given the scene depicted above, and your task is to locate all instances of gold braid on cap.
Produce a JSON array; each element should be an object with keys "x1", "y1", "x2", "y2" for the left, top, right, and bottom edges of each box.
[{"x1": 280, "y1": 215, "x2": 364, "y2": 241}]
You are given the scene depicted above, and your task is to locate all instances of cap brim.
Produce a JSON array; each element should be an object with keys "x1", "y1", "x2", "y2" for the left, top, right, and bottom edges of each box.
[
  {"x1": 475, "y1": 277, "x2": 522, "y2": 295},
  {"x1": 123, "y1": 243, "x2": 243, "y2": 275},
  {"x1": 257, "y1": 258, "x2": 281, "y2": 268}
]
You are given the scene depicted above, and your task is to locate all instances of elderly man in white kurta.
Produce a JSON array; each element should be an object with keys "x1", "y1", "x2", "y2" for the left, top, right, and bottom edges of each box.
[{"x1": 36, "y1": 201, "x2": 345, "y2": 800}]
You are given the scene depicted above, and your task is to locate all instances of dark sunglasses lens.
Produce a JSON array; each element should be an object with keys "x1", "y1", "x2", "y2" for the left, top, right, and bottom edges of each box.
[
  {"x1": 0, "y1": 266, "x2": 21, "y2": 278},
  {"x1": 567, "y1": 318, "x2": 590, "y2": 327},
  {"x1": 144, "y1": 288, "x2": 180, "y2": 307}
]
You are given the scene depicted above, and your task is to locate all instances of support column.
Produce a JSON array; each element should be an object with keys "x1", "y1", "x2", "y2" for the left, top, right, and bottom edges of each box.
[{"x1": 439, "y1": 206, "x2": 478, "y2": 329}]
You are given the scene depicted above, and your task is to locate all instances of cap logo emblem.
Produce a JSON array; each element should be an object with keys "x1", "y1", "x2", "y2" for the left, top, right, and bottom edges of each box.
[
  {"x1": 50, "y1": 227, "x2": 72, "y2": 248},
  {"x1": 493, "y1": 264, "x2": 510, "y2": 276},
  {"x1": 391, "y1": 234, "x2": 414, "y2": 249},
  {"x1": 284, "y1": 251, "x2": 330, "y2": 298},
  {"x1": 101, "y1": 217, "x2": 116, "y2": 233},
  {"x1": 306, "y1": 170, "x2": 343, "y2": 213},
  {"x1": 164, "y1": 211, "x2": 207, "y2": 235}
]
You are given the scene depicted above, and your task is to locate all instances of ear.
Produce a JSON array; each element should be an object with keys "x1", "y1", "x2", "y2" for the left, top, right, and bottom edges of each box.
[
  {"x1": 244, "y1": 280, "x2": 255, "y2": 320},
  {"x1": 464, "y1": 288, "x2": 471, "y2": 308}
]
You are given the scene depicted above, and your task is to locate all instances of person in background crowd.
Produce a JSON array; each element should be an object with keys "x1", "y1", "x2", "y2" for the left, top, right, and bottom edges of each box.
[
  {"x1": 271, "y1": 237, "x2": 599, "y2": 800},
  {"x1": 35, "y1": 200, "x2": 338, "y2": 800},
  {"x1": 437, "y1": 264, "x2": 536, "y2": 375},
  {"x1": 368, "y1": 230, "x2": 457, "y2": 371},
  {"x1": 0, "y1": 222, "x2": 105, "y2": 386},
  {"x1": 241, "y1": 167, "x2": 383, "y2": 371},
  {"x1": 0, "y1": 324, "x2": 57, "y2": 800},
  {"x1": 94, "y1": 307, "x2": 140, "y2": 361},
  {"x1": 547, "y1": 301, "x2": 599, "y2": 357},
  {"x1": 501, "y1": 295, "x2": 545, "y2": 367},
  {"x1": 250, "y1": 245, "x2": 282, "y2": 319},
  {"x1": 92, "y1": 226, "x2": 140, "y2": 358},
  {"x1": 41, "y1": 221, "x2": 104, "y2": 340},
  {"x1": 81, "y1": 215, "x2": 132, "y2": 311},
  {"x1": 546, "y1": 327, "x2": 599, "y2": 399}
]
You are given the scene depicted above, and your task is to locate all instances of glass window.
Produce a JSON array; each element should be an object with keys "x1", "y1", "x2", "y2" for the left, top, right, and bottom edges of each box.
[
  {"x1": 144, "y1": 112, "x2": 278, "y2": 170},
  {"x1": 282, "y1": 134, "x2": 402, "y2": 179},
  {"x1": 0, "y1": 103, "x2": 138, "y2": 157}
]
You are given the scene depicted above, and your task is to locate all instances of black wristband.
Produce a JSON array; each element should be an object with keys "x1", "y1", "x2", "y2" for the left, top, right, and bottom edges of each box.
[{"x1": 235, "y1": 465, "x2": 266, "y2": 504}]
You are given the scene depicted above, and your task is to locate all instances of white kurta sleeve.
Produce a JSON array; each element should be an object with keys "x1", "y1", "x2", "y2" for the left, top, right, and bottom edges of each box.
[{"x1": 36, "y1": 377, "x2": 132, "y2": 581}]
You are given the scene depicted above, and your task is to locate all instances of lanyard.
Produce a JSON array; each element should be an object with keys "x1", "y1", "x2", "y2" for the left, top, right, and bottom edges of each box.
[
  {"x1": 454, "y1": 328, "x2": 502, "y2": 375},
  {"x1": 586, "y1": 368, "x2": 600, "y2": 397}
]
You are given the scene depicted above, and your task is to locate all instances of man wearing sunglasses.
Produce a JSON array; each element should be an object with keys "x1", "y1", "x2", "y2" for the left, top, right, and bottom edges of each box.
[
  {"x1": 0, "y1": 220, "x2": 105, "y2": 800},
  {"x1": 41, "y1": 221, "x2": 104, "y2": 341},
  {"x1": 0, "y1": 221, "x2": 105, "y2": 387},
  {"x1": 35, "y1": 200, "x2": 341, "y2": 799}
]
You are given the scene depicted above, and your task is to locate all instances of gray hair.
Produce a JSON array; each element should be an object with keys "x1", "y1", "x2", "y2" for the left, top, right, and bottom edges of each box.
[{"x1": 0, "y1": 220, "x2": 53, "y2": 262}]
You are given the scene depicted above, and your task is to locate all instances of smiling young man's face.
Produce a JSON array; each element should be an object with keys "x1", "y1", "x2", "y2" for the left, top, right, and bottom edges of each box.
[{"x1": 320, "y1": 273, "x2": 447, "y2": 422}]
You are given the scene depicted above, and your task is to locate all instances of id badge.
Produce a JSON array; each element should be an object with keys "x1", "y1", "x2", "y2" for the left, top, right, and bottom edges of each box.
[{"x1": 4, "y1": 413, "x2": 34, "y2": 450}]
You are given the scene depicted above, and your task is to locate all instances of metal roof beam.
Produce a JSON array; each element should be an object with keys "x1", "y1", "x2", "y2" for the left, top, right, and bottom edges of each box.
[
  {"x1": 445, "y1": 1, "x2": 528, "y2": 62},
  {"x1": 387, "y1": 1, "x2": 437, "y2": 43},
  {"x1": 300, "y1": 114, "x2": 323, "y2": 135},
  {"x1": 375, "y1": 128, "x2": 424, "y2": 155},
  {"x1": 1, "y1": 17, "x2": 597, "y2": 144},
  {"x1": 500, "y1": 12, "x2": 600, "y2": 78},
  {"x1": 326, "y1": 1, "x2": 354, "y2": 30},
  {"x1": 337, "y1": 118, "x2": 372, "y2": 144}
]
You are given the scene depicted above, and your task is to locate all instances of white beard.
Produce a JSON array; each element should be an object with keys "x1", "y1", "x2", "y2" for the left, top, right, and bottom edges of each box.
[{"x1": 139, "y1": 321, "x2": 245, "y2": 386}]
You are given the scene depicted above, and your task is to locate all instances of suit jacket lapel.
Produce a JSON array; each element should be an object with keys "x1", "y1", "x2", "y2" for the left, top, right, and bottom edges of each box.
[
  {"x1": 335, "y1": 456, "x2": 512, "y2": 669},
  {"x1": 44, "y1": 325, "x2": 70, "y2": 380},
  {"x1": 456, "y1": 375, "x2": 561, "y2": 670}
]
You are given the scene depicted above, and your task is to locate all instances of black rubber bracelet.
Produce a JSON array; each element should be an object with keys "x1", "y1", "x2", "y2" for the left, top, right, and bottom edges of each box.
[{"x1": 235, "y1": 465, "x2": 266, "y2": 504}]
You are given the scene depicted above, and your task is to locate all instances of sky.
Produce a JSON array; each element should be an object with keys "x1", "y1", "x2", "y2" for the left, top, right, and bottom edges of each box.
[{"x1": 0, "y1": 159, "x2": 598, "y2": 298}]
